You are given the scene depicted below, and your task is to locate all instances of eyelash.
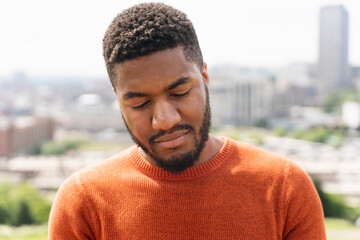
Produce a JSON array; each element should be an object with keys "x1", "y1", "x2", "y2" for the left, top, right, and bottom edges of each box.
[
  {"x1": 132, "y1": 101, "x2": 150, "y2": 109},
  {"x1": 131, "y1": 89, "x2": 191, "y2": 110},
  {"x1": 171, "y1": 89, "x2": 191, "y2": 97}
]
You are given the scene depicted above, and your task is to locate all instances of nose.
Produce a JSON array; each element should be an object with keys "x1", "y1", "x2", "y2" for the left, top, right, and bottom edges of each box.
[{"x1": 152, "y1": 99, "x2": 181, "y2": 130}]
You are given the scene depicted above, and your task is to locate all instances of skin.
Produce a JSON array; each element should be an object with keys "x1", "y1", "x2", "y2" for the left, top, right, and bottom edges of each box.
[{"x1": 113, "y1": 46, "x2": 223, "y2": 171}]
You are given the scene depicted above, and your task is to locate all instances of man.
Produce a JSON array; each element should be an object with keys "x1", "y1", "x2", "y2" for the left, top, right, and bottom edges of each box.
[{"x1": 48, "y1": 2, "x2": 326, "y2": 239}]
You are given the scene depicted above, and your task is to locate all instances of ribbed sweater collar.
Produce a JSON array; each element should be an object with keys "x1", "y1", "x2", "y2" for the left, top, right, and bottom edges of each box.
[{"x1": 128, "y1": 137, "x2": 234, "y2": 180}]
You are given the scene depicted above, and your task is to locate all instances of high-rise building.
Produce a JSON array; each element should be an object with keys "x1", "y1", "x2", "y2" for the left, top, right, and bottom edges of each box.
[{"x1": 318, "y1": 5, "x2": 349, "y2": 101}]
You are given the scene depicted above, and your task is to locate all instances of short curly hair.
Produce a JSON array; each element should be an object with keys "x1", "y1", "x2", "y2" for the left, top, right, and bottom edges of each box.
[{"x1": 102, "y1": 2, "x2": 203, "y2": 87}]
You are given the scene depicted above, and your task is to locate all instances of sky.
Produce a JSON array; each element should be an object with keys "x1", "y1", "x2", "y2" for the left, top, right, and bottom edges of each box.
[{"x1": 1, "y1": 0, "x2": 360, "y2": 78}]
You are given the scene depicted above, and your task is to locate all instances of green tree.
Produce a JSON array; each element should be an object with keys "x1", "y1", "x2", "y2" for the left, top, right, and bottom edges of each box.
[
  {"x1": 272, "y1": 126, "x2": 287, "y2": 137},
  {"x1": 0, "y1": 205, "x2": 9, "y2": 224},
  {"x1": 254, "y1": 118, "x2": 268, "y2": 128},
  {"x1": 0, "y1": 182, "x2": 13, "y2": 225},
  {"x1": 0, "y1": 182, "x2": 52, "y2": 226},
  {"x1": 289, "y1": 128, "x2": 306, "y2": 139},
  {"x1": 287, "y1": 127, "x2": 345, "y2": 147},
  {"x1": 323, "y1": 89, "x2": 359, "y2": 113},
  {"x1": 41, "y1": 138, "x2": 87, "y2": 155},
  {"x1": 302, "y1": 127, "x2": 328, "y2": 143},
  {"x1": 14, "y1": 201, "x2": 34, "y2": 226},
  {"x1": 313, "y1": 178, "x2": 356, "y2": 220}
]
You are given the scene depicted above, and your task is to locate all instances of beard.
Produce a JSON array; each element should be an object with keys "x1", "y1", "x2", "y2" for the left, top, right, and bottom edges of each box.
[{"x1": 122, "y1": 87, "x2": 211, "y2": 173}]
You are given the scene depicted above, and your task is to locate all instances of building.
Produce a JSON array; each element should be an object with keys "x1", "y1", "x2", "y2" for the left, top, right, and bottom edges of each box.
[
  {"x1": 209, "y1": 73, "x2": 275, "y2": 126},
  {"x1": 0, "y1": 116, "x2": 55, "y2": 158},
  {"x1": 273, "y1": 84, "x2": 316, "y2": 117},
  {"x1": 63, "y1": 93, "x2": 125, "y2": 132},
  {"x1": 351, "y1": 66, "x2": 360, "y2": 92},
  {"x1": 318, "y1": 5, "x2": 350, "y2": 102}
]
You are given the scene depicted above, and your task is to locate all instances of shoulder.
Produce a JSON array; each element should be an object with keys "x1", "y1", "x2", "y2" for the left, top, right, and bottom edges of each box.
[
  {"x1": 229, "y1": 137, "x2": 317, "y2": 192},
  {"x1": 56, "y1": 146, "x2": 136, "y2": 195},
  {"x1": 47, "y1": 148, "x2": 136, "y2": 240},
  {"x1": 227, "y1": 138, "x2": 325, "y2": 237},
  {"x1": 50, "y1": 146, "x2": 136, "y2": 217},
  {"x1": 225, "y1": 137, "x2": 313, "y2": 190},
  {"x1": 77, "y1": 146, "x2": 136, "y2": 182}
]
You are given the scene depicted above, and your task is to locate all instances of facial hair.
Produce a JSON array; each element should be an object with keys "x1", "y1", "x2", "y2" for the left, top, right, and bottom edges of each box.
[{"x1": 122, "y1": 86, "x2": 211, "y2": 173}]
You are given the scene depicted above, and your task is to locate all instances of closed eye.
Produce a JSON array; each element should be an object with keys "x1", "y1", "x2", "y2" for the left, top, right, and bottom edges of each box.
[
  {"x1": 132, "y1": 100, "x2": 150, "y2": 109},
  {"x1": 171, "y1": 89, "x2": 191, "y2": 97}
]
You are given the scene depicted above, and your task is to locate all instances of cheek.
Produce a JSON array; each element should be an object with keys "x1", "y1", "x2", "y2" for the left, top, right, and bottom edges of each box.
[
  {"x1": 185, "y1": 90, "x2": 207, "y2": 120},
  {"x1": 123, "y1": 109, "x2": 151, "y2": 137}
]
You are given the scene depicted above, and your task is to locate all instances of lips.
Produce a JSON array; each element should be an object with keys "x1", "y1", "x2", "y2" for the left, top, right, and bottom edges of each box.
[{"x1": 152, "y1": 130, "x2": 190, "y2": 149}]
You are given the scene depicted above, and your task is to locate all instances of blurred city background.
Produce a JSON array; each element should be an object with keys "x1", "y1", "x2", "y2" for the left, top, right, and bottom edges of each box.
[{"x1": 1, "y1": 0, "x2": 360, "y2": 239}]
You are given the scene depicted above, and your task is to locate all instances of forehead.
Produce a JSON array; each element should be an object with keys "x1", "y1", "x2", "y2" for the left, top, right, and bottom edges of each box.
[{"x1": 113, "y1": 47, "x2": 200, "y2": 91}]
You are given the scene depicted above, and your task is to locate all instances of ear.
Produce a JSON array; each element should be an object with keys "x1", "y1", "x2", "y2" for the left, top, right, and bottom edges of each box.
[
  {"x1": 202, "y1": 62, "x2": 209, "y2": 86},
  {"x1": 113, "y1": 87, "x2": 117, "y2": 94}
]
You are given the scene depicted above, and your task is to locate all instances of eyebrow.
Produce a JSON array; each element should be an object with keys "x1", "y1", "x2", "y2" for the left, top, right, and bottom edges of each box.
[
  {"x1": 123, "y1": 92, "x2": 148, "y2": 100},
  {"x1": 122, "y1": 77, "x2": 190, "y2": 100},
  {"x1": 166, "y1": 77, "x2": 190, "y2": 91}
]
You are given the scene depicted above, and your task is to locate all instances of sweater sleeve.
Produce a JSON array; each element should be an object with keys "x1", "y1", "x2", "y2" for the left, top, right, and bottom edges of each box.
[
  {"x1": 282, "y1": 161, "x2": 326, "y2": 240},
  {"x1": 48, "y1": 173, "x2": 95, "y2": 240}
]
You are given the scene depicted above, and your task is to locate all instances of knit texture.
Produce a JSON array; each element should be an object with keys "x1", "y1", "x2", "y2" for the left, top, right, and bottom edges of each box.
[{"x1": 48, "y1": 137, "x2": 326, "y2": 239}]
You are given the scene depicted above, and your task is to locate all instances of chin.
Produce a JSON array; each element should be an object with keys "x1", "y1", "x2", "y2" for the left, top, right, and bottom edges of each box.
[{"x1": 153, "y1": 140, "x2": 205, "y2": 173}]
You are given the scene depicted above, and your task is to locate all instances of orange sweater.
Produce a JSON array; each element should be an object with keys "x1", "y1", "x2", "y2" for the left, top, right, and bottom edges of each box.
[{"x1": 48, "y1": 137, "x2": 326, "y2": 239}]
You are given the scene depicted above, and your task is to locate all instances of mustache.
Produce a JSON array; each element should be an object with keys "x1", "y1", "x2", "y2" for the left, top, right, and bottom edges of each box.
[{"x1": 149, "y1": 124, "x2": 194, "y2": 143}]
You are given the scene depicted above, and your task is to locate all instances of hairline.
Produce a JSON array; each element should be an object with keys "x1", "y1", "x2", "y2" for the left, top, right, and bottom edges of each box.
[{"x1": 109, "y1": 45, "x2": 204, "y2": 90}]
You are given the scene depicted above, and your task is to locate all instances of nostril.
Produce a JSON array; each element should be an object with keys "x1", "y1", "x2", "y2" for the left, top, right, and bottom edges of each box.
[{"x1": 152, "y1": 115, "x2": 180, "y2": 130}]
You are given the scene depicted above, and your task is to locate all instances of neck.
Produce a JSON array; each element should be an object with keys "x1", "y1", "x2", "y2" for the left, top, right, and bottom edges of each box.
[{"x1": 195, "y1": 135, "x2": 223, "y2": 166}]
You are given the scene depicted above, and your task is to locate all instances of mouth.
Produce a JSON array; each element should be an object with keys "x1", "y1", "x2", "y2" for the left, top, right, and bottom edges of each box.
[{"x1": 152, "y1": 130, "x2": 190, "y2": 149}]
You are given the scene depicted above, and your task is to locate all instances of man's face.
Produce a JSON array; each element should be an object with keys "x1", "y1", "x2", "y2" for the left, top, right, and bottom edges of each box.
[{"x1": 113, "y1": 47, "x2": 211, "y2": 173}]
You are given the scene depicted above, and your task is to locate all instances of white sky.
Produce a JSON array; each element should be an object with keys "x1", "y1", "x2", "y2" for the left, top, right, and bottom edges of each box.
[{"x1": 1, "y1": 0, "x2": 359, "y2": 78}]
